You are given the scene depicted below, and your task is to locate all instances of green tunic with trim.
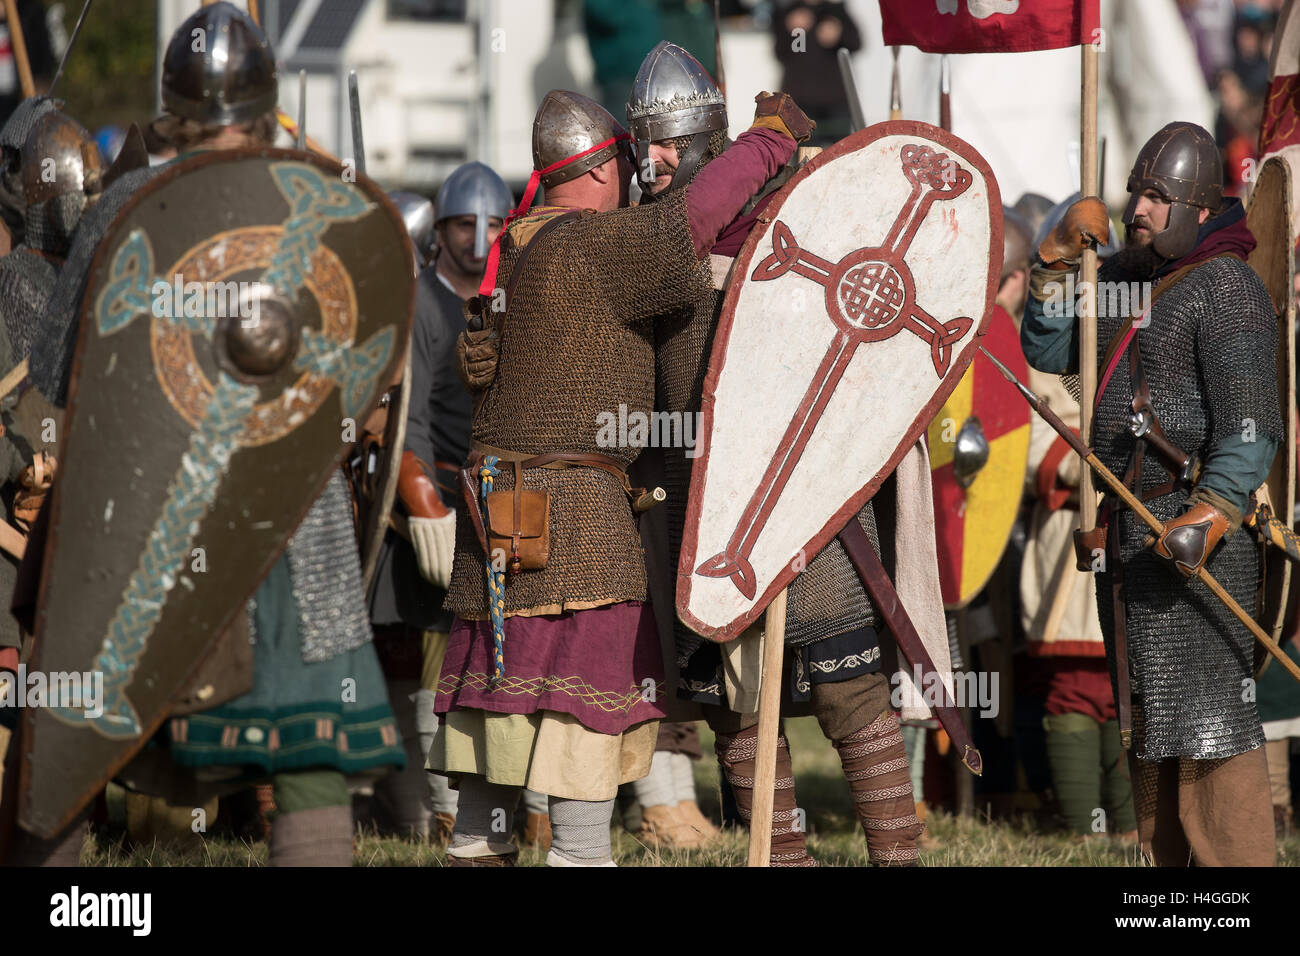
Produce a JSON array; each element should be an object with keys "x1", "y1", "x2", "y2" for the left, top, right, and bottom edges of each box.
[{"x1": 165, "y1": 556, "x2": 404, "y2": 777}]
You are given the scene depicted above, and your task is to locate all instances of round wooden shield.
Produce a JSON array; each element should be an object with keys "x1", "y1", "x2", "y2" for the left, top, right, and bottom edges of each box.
[{"x1": 927, "y1": 304, "x2": 1030, "y2": 609}]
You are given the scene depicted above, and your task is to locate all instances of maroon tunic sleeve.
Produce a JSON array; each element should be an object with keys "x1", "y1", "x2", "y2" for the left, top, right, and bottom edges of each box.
[{"x1": 686, "y1": 128, "x2": 795, "y2": 258}]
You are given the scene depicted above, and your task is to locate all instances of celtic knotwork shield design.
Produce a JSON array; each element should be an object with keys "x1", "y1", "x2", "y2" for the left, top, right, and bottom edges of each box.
[
  {"x1": 20, "y1": 148, "x2": 413, "y2": 838},
  {"x1": 678, "y1": 122, "x2": 1002, "y2": 642}
]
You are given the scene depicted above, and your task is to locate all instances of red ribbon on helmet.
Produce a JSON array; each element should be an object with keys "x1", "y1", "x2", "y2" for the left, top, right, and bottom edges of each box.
[{"x1": 477, "y1": 132, "x2": 630, "y2": 298}]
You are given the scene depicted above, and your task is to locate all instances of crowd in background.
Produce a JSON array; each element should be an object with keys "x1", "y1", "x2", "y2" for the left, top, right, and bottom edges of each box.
[{"x1": 1, "y1": 0, "x2": 1297, "y2": 854}]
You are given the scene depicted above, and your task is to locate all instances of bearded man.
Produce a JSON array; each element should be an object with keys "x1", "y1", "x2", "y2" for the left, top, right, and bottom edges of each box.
[
  {"x1": 429, "y1": 86, "x2": 812, "y2": 866},
  {"x1": 1020, "y1": 122, "x2": 1281, "y2": 866},
  {"x1": 625, "y1": 41, "x2": 936, "y2": 867}
]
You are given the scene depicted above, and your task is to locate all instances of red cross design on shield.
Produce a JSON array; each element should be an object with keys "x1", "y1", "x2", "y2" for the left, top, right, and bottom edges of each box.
[{"x1": 696, "y1": 143, "x2": 975, "y2": 599}]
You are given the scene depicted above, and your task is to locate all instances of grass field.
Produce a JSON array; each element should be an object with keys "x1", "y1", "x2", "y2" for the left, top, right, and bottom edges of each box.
[{"x1": 82, "y1": 716, "x2": 1300, "y2": 867}]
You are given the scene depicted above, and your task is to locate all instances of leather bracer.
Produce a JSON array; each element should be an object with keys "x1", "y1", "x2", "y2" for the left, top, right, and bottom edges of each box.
[{"x1": 398, "y1": 450, "x2": 450, "y2": 519}]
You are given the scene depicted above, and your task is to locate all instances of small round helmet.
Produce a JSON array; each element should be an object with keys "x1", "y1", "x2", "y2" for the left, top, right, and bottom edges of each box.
[
  {"x1": 1001, "y1": 206, "x2": 1033, "y2": 281},
  {"x1": 531, "y1": 91, "x2": 629, "y2": 190},
  {"x1": 20, "y1": 110, "x2": 104, "y2": 254},
  {"x1": 388, "y1": 191, "x2": 435, "y2": 270},
  {"x1": 435, "y1": 162, "x2": 513, "y2": 260},
  {"x1": 626, "y1": 41, "x2": 727, "y2": 190},
  {"x1": 1121, "y1": 122, "x2": 1222, "y2": 260},
  {"x1": 161, "y1": 1, "x2": 278, "y2": 127}
]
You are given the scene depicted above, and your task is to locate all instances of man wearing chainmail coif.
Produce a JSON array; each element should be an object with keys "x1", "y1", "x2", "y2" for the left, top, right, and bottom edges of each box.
[
  {"x1": 627, "y1": 41, "x2": 931, "y2": 867},
  {"x1": 1021, "y1": 122, "x2": 1282, "y2": 865},
  {"x1": 429, "y1": 86, "x2": 813, "y2": 866}
]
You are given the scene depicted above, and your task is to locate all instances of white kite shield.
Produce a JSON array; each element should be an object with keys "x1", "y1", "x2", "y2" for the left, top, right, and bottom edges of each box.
[{"x1": 676, "y1": 121, "x2": 1003, "y2": 642}]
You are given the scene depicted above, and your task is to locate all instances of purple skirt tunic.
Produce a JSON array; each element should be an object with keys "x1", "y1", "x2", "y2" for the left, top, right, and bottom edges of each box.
[{"x1": 434, "y1": 600, "x2": 667, "y2": 735}]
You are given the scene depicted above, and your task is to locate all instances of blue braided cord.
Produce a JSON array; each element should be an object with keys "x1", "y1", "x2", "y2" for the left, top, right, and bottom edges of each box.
[
  {"x1": 52, "y1": 373, "x2": 258, "y2": 737},
  {"x1": 480, "y1": 455, "x2": 507, "y2": 684}
]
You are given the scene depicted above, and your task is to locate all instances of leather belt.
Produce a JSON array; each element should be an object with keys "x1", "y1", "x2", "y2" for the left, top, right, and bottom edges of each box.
[
  {"x1": 458, "y1": 442, "x2": 666, "y2": 557},
  {"x1": 468, "y1": 441, "x2": 639, "y2": 494}
]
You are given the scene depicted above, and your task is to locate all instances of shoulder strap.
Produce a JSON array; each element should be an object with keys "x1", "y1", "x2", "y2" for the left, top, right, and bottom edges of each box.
[
  {"x1": 1094, "y1": 256, "x2": 1217, "y2": 412},
  {"x1": 468, "y1": 209, "x2": 582, "y2": 417},
  {"x1": 502, "y1": 209, "x2": 582, "y2": 311}
]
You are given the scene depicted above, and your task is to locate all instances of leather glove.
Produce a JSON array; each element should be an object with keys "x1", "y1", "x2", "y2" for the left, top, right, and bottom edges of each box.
[
  {"x1": 456, "y1": 327, "x2": 499, "y2": 392},
  {"x1": 1036, "y1": 197, "x2": 1110, "y2": 269},
  {"x1": 1145, "y1": 501, "x2": 1230, "y2": 577},
  {"x1": 751, "y1": 91, "x2": 816, "y2": 144},
  {"x1": 408, "y1": 512, "x2": 456, "y2": 589}
]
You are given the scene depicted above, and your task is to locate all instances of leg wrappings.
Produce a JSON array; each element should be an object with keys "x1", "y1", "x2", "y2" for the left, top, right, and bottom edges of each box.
[
  {"x1": 415, "y1": 688, "x2": 459, "y2": 815},
  {"x1": 714, "y1": 724, "x2": 815, "y2": 866},
  {"x1": 448, "y1": 774, "x2": 520, "y2": 860},
  {"x1": 547, "y1": 795, "x2": 615, "y2": 865},
  {"x1": 632, "y1": 750, "x2": 678, "y2": 809},
  {"x1": 670, "y1": 751, "x2": 698, "y2": 804},
  {"x1": 268, "y1": 806, "x2": 354, "y2": 867},
  {"x1": 833, "y1": 710, "x2": 924, "y2": 866}
]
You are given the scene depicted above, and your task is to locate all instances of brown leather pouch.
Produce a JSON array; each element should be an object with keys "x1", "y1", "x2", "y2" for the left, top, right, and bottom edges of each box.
[
  {"x1": 1073, "y1": 525, "x2": 1108, "y2": 572},
  {"x1": 484, "y1": 461, "x2": 550, "y2": 574}
]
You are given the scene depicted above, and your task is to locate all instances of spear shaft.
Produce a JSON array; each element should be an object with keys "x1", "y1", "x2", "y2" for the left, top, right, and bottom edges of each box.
[{"x1": 980, "y1": 347, "x2": 1300, "y2": 686}]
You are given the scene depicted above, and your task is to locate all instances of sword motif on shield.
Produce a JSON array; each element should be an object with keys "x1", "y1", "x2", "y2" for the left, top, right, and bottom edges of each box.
[{"x1": 696, "y1": 144, "x2": 976, "y2": 600}]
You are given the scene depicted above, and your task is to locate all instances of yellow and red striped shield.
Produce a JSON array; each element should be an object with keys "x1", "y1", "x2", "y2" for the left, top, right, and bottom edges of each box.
[{"x1": 927, "y1": 305, "x2": 1030, "y2": 609}]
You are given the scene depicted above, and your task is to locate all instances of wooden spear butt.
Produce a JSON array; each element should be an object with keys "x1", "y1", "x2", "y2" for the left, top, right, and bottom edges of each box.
[
  {"x1": 3, "y1": 0, "x2": 34, "y2": 98},
  {"x1": 747, "y1": 587, "x2": 788, "y2": 867},
  {"x1": 1078, "y1": 38, "x2": 1100, "y2": 533}
]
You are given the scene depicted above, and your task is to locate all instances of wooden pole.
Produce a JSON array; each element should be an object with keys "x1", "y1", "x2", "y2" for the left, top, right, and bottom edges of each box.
[
  {"x1": 712, "y1": 0, "x2": 725, "y2": 97},
  {"x1": 938, "y1": 55, "x2": 951, "y2": 132},
  {"x1": 889, "y1": 47, "x2": 902, "y2": 121},
  {"x1": 296, "y1": 69, "x2": 307, "y2": 150},
  {"x1": 0, "y1": 358, "x2": 27, "y2": 401},
  {"x1": 1078, "y1": 41, "x2": 1100, "y2": 532},
  {"x1": 3, "y1": 0, "x2": 34, "y2": 98},
  {"x1": 954, "y1": 607, "x2": 973, "y2": 818},
  {"x1": 1040, "y1": 549, "x2": 1079, "y2": 646},
  {"x1": 747, "y1": 587, "x2": 788, "y2": 867}
]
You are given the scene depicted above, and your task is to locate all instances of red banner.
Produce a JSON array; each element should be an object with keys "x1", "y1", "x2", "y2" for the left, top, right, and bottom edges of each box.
[
  {"x1": 879, "y1": 0, "x2": 1101, "y2": 54},
  {"x1": 1261, "y1": 0, "x2": 1300, "y2": 155}
]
